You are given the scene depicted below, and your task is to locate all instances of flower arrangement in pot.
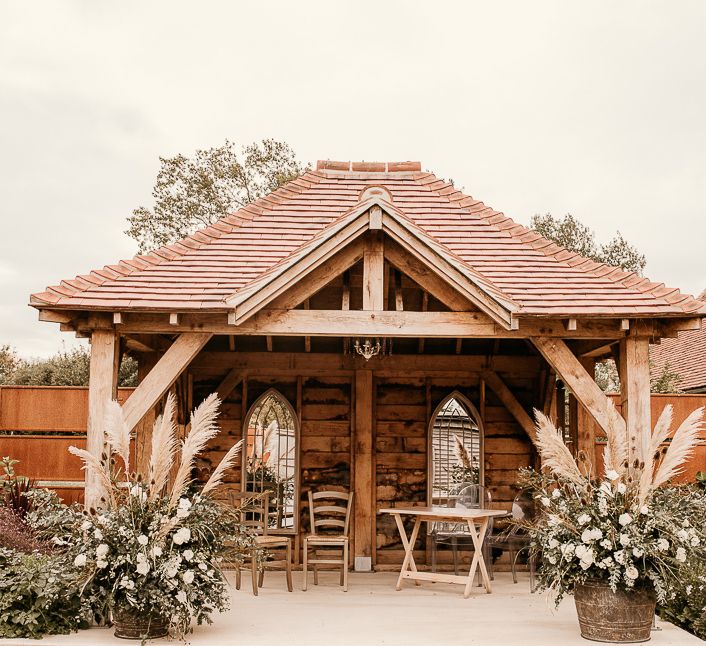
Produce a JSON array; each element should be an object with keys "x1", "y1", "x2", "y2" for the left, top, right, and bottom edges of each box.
[
  {"x1": 68, "y1": 392, "x2": 253, "y2": 641},
  {"x1": 518, "y1": 404, "x2": 706, "y2": 643}
]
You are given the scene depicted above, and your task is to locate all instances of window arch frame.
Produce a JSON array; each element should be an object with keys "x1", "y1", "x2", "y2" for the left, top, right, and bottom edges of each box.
[
  {"x1": 241, "y1": 387, "x2": 300, "y2": 534},
  {"x1": 427, "y1": 390, "x2": 485, "y2": 505}
]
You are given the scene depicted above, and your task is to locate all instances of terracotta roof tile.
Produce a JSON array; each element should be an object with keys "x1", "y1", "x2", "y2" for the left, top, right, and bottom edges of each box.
[
  {"x1": 31, "y1": 160, "x2": 706, "y2": 318},
  {"x1": 651, "y1": 321, "x2": 706, "y2": 392}
]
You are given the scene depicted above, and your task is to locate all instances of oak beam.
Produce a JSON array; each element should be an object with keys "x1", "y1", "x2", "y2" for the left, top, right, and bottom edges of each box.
[
  {"x1": 122, "y1": 333, "x2": 212, "y2": 432},
  {"x1": 86, "y1": 329, "x2": 119, "y2": 507},
  {"x1": 354, "y1": 369, "x2": 374, "y2": 571},
  {"x1": 215, "y1": 368, "x2": 244, "y2": 402},
  {"x1": 531, "y1": 337, "x2": 626, "y2": 438},
  {"x1": 481, "y1": 370, "x2": 536, "y2": 442}
]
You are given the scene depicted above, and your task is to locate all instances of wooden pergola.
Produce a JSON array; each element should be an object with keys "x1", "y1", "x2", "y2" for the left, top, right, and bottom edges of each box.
[{"x1": 31, "y1": 160, "x2": 705, "y2": 571}]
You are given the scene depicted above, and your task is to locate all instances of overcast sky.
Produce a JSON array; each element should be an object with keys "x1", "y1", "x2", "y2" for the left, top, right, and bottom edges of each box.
[{"x1": 1, "y1": 1, "x2": 705, "y2": 358}]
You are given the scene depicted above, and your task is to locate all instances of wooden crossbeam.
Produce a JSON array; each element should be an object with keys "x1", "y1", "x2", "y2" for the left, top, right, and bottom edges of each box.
[
  {"x1": 531, "y1": 337, "x2": 626, "y2": 438},
  {"x1": 215, "y1": 368, "x2": 244, "y2": 403},
  {"x1": 122, "y1": 333, "x2": 212, "y2": 432},
  {"x1": 481, "y1": 370, "x2": 537, "y2": 442}
]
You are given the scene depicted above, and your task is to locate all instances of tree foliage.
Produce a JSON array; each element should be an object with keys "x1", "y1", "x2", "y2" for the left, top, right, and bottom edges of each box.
[
  {"x1": 0, "y1": 345, "x2": 137, "y2": 387},
  {"x1": 593, "y1": 358, "x2": 682, "y2": 394},
  {"x1": 126, "y1": 139, "x2": 309, "y2": 253},
  {"x1": 531, "y1": 213, "x2": 647, "y2": 274}
]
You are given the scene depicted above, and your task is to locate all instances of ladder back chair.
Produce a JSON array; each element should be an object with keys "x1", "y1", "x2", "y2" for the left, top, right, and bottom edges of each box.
[
  {"x1": 302, "y1": 489, "x2": 353, "y2": 592},
  {"x1": 229, "y1": 491, "x2": 293, "y2": 595}
]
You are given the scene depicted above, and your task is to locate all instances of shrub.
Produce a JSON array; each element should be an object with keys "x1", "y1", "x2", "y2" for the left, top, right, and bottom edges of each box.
[
  {"x1": 659, "y1": 561, "x2": 706, "y2": 639},
  {"x1": 0, "y1": 548, "x2": 89, "y2": 638}
]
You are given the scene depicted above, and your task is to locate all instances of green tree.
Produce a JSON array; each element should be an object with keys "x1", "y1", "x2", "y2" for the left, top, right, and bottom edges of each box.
[
  {"x1": 531, "y1": 213, "x2": 646, "y2": 274},
  {"x1": 126, "y1": 139, "x2": 309, "y2": 253},
  {"x1": 1, "y1": 345, "x2": 137, "y2": 387},
  {"x1": 0, "y1": 345, "x2": 20, "y2": 384}
]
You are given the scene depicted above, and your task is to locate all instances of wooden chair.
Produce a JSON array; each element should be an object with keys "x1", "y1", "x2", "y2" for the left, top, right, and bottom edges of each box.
[
  {"x1": 229, "y1": 491, "x2": 293, "y2": 595},
  {"x1": 302, "y1": 489, "x2": 353, "y2": 592}
]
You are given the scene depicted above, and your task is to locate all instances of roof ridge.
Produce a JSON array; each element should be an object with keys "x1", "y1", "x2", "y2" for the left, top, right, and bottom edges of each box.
[{"x1": 416, "y1": 172, "x2": 705, "y2": 314}]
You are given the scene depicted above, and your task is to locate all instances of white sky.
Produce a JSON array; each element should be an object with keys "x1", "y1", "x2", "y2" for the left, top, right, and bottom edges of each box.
[{"x1": 1, "y1": 0, "x2": 705, "y2": 358}]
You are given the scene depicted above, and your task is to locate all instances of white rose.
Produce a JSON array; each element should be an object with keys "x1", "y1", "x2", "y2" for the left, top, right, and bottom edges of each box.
[
  {"x1": 639, "y1": 505, "x2": 649, "y2": 515},
  {"x1": 600, "y1": 539, "x2": 613, "y2": 550},
  {"x1": 183, "y1": 549, "x2": 194, "y2": 561},
  {"x1": 136, "y1": 560, "x2": 150, "y2": 576},
  {"x1": 81, "y1": 520, "x2": 92, "y2": 531},
  {"x1": 151, "y1": 546, "x2": 163, "y2": 558},
  {"x1": 676, "y1": 547, "x2": 687, "y2": 563},
  {"x1": 552, "y1": 489, "x2": 561, "y2": 499},
  {"x1": 577, "y1": 514, "x2": 591, "y2": 526},
  {"x1": 575, "y1": 544, "x2": 588, "y2": 559},
  {"x1": 73, "y1": 553, "x2": 87, "y2": 567},
  {"x1": 178, "y1": 497, "x2": 192, "y2": 510},
  {"x1": 620, "y1": 533, "x2": 631, "y2": 547},
  {"x1": 614, "y1": 550, "x2": 625, "y2": 564},
  {"x1": 677, "y1": 529, "x2": 689, "y2": 542},
  {"x1": 182, "y1": 570, "x2": 195, "y2": 584},
  {"x1": 96, "y1": 543, "x2": 109, "y2": 558},
  {"x1": 625, "y1": 565, "x2": 639, "y2": 580},
  {"x1": 94, "y1": 528, "x2": 103, "y2": 540},
  {"x1": 176, "y1": 590, "x2": 188, "y2": 604},
  {"x1": 166, "y1": 565, "x2": 179, "y2": 578},
  {"x1": 632, "y1": 547, "x2": 644, "y2": 558},
  {"x1": 97, "y1": 559, "x2": 108, "y2": 569},
  {"x1": 548, "y1": 554, "x2": 557, "y2": 564},
  {"x1": 579, "y1": 550, "x2": 595, "y2": 570},
  {"x1": 198, "y1": 562, "x2": 207, "y2": 571},
  {"x1": 616, "y1": 482, "x2": 627, "y2": 495},
  {"x1": 691, "y1": 536, "x2": 700, "y2": 547},
  {"x1": 561, "y1": 544, "x2": 576, "y2": 558},
  {"x1": 581, "y1": 529, "x2": 594, "y2": 544},
  {"x1": 619, "y1": 513, "x2": 632, "y2": 527},
  {"x1": 172, "y1": 527, "x2": 191, "y2": 545},
  {"x1": 137, "y1": 534, "x2": 149, "y2": 546},
  {"x1": 657, "y1": 538, "x2": 670, "y2": 551},
  {"x1": 540, "y1": 497, "x2": 551, "y2": 507},
  {"x1": 176, "y1": 507, "x2": 190, "y2": 519}
]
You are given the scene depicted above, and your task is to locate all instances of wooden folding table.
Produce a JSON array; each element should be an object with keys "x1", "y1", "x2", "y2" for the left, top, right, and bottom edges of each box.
[{"x1": 380, "y1": 506, "x2": 507, "y2": 598}]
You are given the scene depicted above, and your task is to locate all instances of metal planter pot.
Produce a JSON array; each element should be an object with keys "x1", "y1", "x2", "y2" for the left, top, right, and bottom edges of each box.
[
  {"x1": 113, "y1": 608, "x2": 169, "y2": 640},
  {"x1": 574, "y1": 580, "x2": 656, "y2": 643}
]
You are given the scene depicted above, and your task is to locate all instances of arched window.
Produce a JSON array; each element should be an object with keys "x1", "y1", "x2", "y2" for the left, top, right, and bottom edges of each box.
[
  {"x1": 428, "y1": 392, "x2": 483, "y2": 503},
  {"x1": 243, "y1": 389, "x2": 298, "y2": 532}
]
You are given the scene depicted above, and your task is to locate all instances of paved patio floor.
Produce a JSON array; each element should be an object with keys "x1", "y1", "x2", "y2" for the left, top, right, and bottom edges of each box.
[{"x1": 4, "y1": 571, "x2": 700, "y2": 646}]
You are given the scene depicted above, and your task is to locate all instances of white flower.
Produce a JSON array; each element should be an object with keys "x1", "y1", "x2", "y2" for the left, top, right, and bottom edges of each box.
[
  {"x1": 94, "y1": 528, "x2": 103, "y2": 540},
  {"x1": 632, "y1": 547, "x2": 644, "y2": 558},
  {"x1": 601, "y1": 556, "x2": 614, "y2": 568},
  {"x1": 137, "y1": 534, "x2": 149, "y2": 546},
  {"x1": 96, "y1": 559, "x2": 108, "y2": 569},
  {"x1": 625, "y1": 565, "x2": 639, "y2": 580},
  {"x1": 136, "y1": 560, "x2": 150, "y2": 576},
  {"x1": 561, "y1": 543, "x2": 576, "y2": 559},
  {"x1": 172, "y1": 527, "x2": 191, "y2": 545},
  {"x1": 96, "y1": 543, "x2": 109, "y2": 558},
  {"x1": 605, "y1": 470, "x2": 619, "y2": 480},
  {"x1": 639, "y1": 505, "x2": 649, "y2": 515},
  {"x1": 81, "y1": 520, "x2": 92, "y2": 531},
  {"x1": 676, "y1": 547, "x2": 687, "y2": 563},
  {"x1": 657, "y1": 538, "x2": 670, "y2": 552},
  {"x1": 598, "y1": 497, "x2": 609, "y2": 515},
  {"x1": 682, "y1": 519, "x2": 691, "y2": 528},
  {"x1": 166, "y1": 565, "x2": 179, "y2": 578},
  {"x1": 618, "y1": 513, "x2": 632, "y2": 527},
  {"x1": 198, "y1": 563, "x2": 207, "y2": 571},
  {"x1": 616, "y1": 482, "x2": 627, "y2": 495},
  {"x1": 620, "y1": 533, "x2": 631, "y2": 547},
  {"x1": 540, "y1": 497, "x2": 551, "y2": 507},
  {"x1": 176, "y1": 590, "x2": 188, "y2": 604},
  {"x1": 182, "y1": 570, "x2": 195, "y2": 584},
  {"x1": 120, "y1": 577, "x2": 135, "y2": 590},
  {"x1": 677, "y1": 529, "x2": 689, "y2": 542},
  {"x1": 73, "y1": 553, "x2": 87, "y2": 567},
  {"x1": 600, "y1": 539, "x2": 613, "y2": 550},
  {"x1": 577, "y1": 514, "x2": 591, "y2": 526},
  {"x1": 183, "y1": 549, "x2": 194, "y2": 561},
  {"x1": 176, "y1": 507, "x2": 190, "y2": 519},
  {"x1": 686, "y1": 585, "x2": 693, "y2": 595},
  {"x1": 599, "y1": 481, "x2": 613, "y2": 495},
  {"x1": 614, "y1": 550, "x2": 626, "y2": 564},
  {"x1": 581, "y1": 529, "x2": 594, "y2": 544},
  {"x1": 151, "y1": 546, "x2": 163, "y2": 558},
  {"x1": 548, "y1": 554, "x2": 557, "y2": 564},
  {"x1": 178, "y1": 497, "x2": 192, "y2": 510},
  {"x1": 547, "y1": 515, "x2": 560, "y2": 527},
  {"x1": 552, "y1": 488, "x2": 561, "y2": 499},
  {"x1": 691, "y1": 536, "x2": 700, "y2": 547},
  {"x1": 578, "y1": 549, "x2": 595, "y2": 570}
]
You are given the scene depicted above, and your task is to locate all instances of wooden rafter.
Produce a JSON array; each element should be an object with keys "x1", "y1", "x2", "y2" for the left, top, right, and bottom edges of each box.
[{"x1": 481, "y1": 370, "x2": 537, "y2": 442}]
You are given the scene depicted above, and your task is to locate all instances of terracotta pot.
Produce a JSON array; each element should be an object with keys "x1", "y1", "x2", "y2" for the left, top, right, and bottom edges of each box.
[
  {"x1": 574, "y1": 580, "x2": 656, "y2": 643},
  {"x1": 113, "y1": 607, "x2": 169, "y2": 640}
]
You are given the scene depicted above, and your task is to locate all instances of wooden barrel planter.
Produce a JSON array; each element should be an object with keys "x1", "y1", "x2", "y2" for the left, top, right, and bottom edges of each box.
[
  {"x1": 113, "y1": 608, "x2": 169, "y2": 640},
  {"x1": 574, "y1": 580, "x2": 656, "y2": 643}
]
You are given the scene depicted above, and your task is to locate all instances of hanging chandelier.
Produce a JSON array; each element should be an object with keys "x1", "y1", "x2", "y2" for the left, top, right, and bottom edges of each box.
[{"x1": 353, "y1": 337, "x2": 382, "y2": 361}]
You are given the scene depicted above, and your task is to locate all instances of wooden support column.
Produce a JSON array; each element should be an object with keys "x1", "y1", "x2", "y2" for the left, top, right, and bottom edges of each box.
[
  {"x1": 353, "y1": 369, "x2": 374, "y2": 571},
  {"x1": 122, "y1": 333, "x2": 212, "y2": 432},
  {"x1": 135, "y1": 353, "x2": 158, "y2": 477},
  {"x1": 532, "y1": 337, "x2": 626, "y2": 439},
  {"x1": 363, "y1": 232, "x2": 384, "y2": 311},
  {"x1": 86, "y1": 329, "x2": 119, "y2": 508},
  {"x1": 577, "y1": 357, "x2": 596, "y2": 461},
  {"x1": 618, "y1": 335, "x2": 651, "y2": 463}
]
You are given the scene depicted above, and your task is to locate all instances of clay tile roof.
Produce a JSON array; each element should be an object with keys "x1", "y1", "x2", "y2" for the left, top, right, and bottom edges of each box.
[
  {"x1": 30, "y1": 160, "x2": 706, "y2": 318},
  {"x1": 650, "y1": 290, "x2": 706, "y2": 392}
]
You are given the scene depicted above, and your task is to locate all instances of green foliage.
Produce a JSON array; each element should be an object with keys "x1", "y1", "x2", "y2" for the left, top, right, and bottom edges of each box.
[
  {"x1": 658, "y1": 548, "x2": 706, "y2": 638},
  {"x1": 595, "y1": 359, "x2": 620, "y2": 393},
  {"x1": 650, "y1": 362, "x2": 682, "y2": 394},
  {"x1": 0, "y1": 548, "x2": 89, "y2": 638},
  {"x1": 0, "y1": 345, "x2": 137, "y2": 387},
  {"x1": 593, "y1": 359, "x2": 682, "y2": 394},
  {"x1": 1, "y1": 456, "x2": 35, "y2": 517},
  {"x1": 530, "y1": 213, "x2": 647, "y2": 274},
  {"x1": 126, "y1": 139, "x2": 309, "y2": 253}
]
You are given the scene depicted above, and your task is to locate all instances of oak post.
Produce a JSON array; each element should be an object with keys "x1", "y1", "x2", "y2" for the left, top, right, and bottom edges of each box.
[
  {"x1": 135, "y1": 353, "x2": 158, "y2": 478},
  {"x1": 353, "y1": 369, "x2": 374, "y2": 571},
  {"x1": 619, "y1": 335, "x2": 651, "y2": 463},
  {"x1": 363, "y1": 232, "x2": 384, "y2": 311},
  {"x1": 86, "y1": 329, "x2": 119, "y2": 508}
]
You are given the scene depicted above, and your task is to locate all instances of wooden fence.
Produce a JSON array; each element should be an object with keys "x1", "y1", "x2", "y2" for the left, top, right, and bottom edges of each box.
[{"x1": 1, "y1": 387, "x2": 704, "y2": 503}]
